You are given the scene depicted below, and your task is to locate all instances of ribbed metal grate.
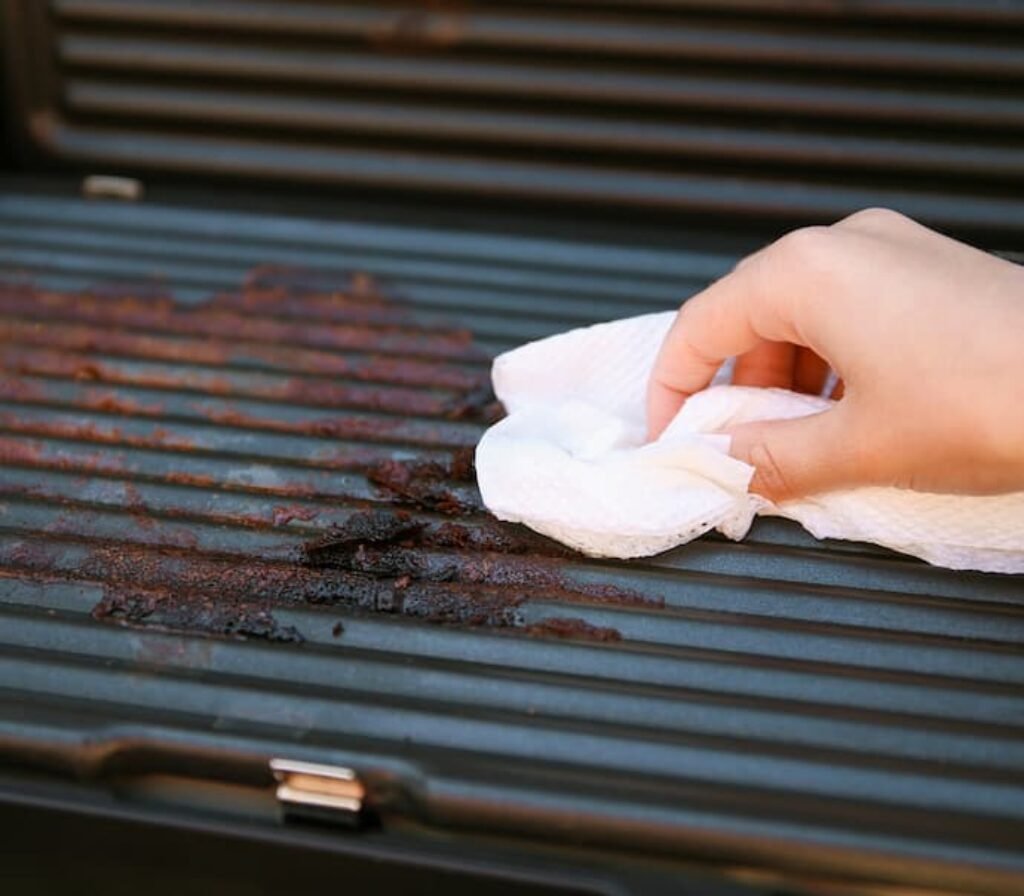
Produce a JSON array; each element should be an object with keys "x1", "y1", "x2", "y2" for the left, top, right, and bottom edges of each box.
[{"x1": 0, "y1": 190, "x2": 1022, "y2": 893}]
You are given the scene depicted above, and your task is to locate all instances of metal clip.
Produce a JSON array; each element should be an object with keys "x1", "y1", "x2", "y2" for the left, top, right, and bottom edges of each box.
[
  {"x1": 270, "y1": 758, "x2": 366, "y2": 827},
  {"x1": 82, "y1": 175, "x2": 144, "y2": 201}
]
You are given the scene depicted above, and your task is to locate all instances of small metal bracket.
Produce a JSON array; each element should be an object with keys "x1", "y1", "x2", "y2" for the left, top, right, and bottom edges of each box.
[
  {"x1": 270, "y1": 758, "x2": 366, "y2": 827},
  {"x1": 81, "y1": 175, "x2": 144, "y2": 201}
]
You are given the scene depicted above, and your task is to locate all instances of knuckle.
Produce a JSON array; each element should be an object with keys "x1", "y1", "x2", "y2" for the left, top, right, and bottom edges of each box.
[
  {"x1": 760, "y1": 226, "x2": 836, "y2": 322},
  {"x1": 771, "y1": 226, "x2": 834, "y2": 268},
  {"x1": 841, "y1": 207, "x2": 908, "y2": 230}
]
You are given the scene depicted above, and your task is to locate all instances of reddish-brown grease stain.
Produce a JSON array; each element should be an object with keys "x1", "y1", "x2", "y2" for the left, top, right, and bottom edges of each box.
[
  {"x1": 448, "y1": 446, "x2": 476, "y2": 481},
  {"x1": 0, "y1": 345, "x2": 464, "y2": 416},
  {"x1": 0, "y1": 416, "x2": 197, "y2": 451},
  {"x1": 226, "y1": 269, "x2": 480, "y2": 344},
  {"x1": 217, "y1": 290, "x2": 415, "y2": 327},
  {"x1": 82, "y1": 390, "x2": 165, "y2": 416},
  {"x1": 0, "y1": 346, "x2": 230, "y2": 395},
  {"x1": 3, "y1": 539, "x2": 65, "y2": 571},
  {"x1": 0, "y1": 472, "x2": 321, "y2": 537},
  {"x1": 311, "y1": 444, "x2": 403, "y2": 469},
  {"x1": 271, "y1": 505, "x2": 320, "y2": 527},
  {"x1": 1, "y1": 346, "x2": 99, "y2": 380},
  {"x1": 75, "y1": 364, "x2": 105, "y2": 381},
  {"x1": 163, "y1": 471, "x2": 217, "y2": 488},
  {"x1": 0, "y1": 275, "x2": 643, "y2": 644},
  {"x1": 123, "y1": 482, "x2": 145, "y2": 511},
  {"x1": 0, "y1": 377, "x2": 45, "y2": 402},
  {"x1": 0, "y1": 435, "x2": 125, "y2": 475},
  {"x1": 525, "y1": 617, "x2": 623, "y2": 643},
  {"x1": 0, "y1": 435, "x2": 44, "y2": 465},
  {"x1": 199, "y1": 407, "x2": 409, "y2": 443},
  {"x1": 278, "y1": 377, "x2": 445, "y2": 415},
  {"x1": 0, "y1": 317, "x2": 485, "y2": 390},
  {"x1": 0, "y1": 287, "x2": 482, "y2": 361}
]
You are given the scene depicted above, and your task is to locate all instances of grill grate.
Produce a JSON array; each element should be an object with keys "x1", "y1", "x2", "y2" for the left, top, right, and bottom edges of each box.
[{"x1": 0, "y1": 189, "x2": 1022, "y2": 894}]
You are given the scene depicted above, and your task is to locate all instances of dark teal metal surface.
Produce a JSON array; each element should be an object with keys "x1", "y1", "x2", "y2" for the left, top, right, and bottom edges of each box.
[{"x1": 0, "y1": 188, "x2": 1020, "y2": 895}]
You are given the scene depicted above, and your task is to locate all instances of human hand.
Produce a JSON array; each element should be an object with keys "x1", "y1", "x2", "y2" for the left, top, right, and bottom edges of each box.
[{"x1": 646, "y1": 209, "x2": 1024, "y2": 502}]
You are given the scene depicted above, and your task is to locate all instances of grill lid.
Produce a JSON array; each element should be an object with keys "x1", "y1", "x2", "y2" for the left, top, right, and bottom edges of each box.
[{"x1": 4, "y1": 0, "x2": 1024, "y2": 235}]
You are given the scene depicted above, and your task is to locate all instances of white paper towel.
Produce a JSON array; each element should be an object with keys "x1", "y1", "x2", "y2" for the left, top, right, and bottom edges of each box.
[{"x1": 475, "y1": 311, "x2": 1024, "y2": 573}]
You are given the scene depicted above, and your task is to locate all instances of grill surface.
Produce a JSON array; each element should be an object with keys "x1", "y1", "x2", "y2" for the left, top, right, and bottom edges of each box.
[{"x1": 0, "y1": 187, "x2": 1023, "y2": 894}]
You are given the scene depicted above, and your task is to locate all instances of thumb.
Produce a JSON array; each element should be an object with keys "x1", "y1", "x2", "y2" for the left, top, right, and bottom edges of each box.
[{"x1": 726, "y1": 409, "x2": 854, "y2": 503}]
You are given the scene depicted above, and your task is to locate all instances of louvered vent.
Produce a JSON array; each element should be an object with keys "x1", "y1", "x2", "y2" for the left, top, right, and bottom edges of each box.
[{"x1": 7, "y1": 0, "x2": 1024, "y2": 232}]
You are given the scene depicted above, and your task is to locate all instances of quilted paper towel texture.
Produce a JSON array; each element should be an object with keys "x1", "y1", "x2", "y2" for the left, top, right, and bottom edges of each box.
[{"x1": 475, "y1": 311, "x2": 1024, "y2": 573}]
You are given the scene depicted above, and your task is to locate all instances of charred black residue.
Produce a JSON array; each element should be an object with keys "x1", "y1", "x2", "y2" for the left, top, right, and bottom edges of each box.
[
  {"x1": 299, "y1": 509, "x2": 519, "y2": 625},
  {"x1": 367, "y1": 457, "x2": 477, "y2": 515},
  {"x1": 93, "y1": 588, "x2": 303, "y2": 644},
  {"x1": 304, "y1": 510, "x2": 426, "y2": 564},
  {"x1": 441, "y1": 384, "x2": 505, "y2": 423},
  {"x1": 296, "y1": 508, "x2": 640, "y2": 639},
  {"x1": 428, "y1": 520, "x2": 568, "y2": 556}
]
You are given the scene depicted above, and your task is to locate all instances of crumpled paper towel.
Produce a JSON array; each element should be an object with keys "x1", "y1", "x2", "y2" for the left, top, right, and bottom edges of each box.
[{"x1": 475, "y1": 311, "x2": 1024, "y2": 573}]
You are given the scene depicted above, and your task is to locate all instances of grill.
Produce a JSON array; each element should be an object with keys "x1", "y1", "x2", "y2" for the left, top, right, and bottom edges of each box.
[
  {"x1": 0, "y1": 189, "x2": 1022, "y2": 894},
  {"x1": 2, "y1": 1, "x2": 1024, "y2": 893}
]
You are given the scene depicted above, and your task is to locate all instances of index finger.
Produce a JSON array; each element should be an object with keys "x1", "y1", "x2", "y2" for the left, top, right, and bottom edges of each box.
[{"x1": 646, "y1": 247, "x2": 803, "y2": 439}]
